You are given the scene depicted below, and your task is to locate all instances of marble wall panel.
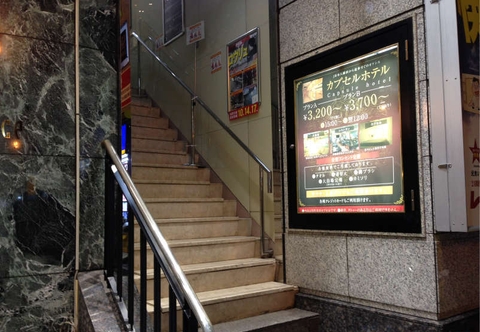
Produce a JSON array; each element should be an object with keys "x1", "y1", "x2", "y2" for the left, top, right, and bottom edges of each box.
[
  {"x1": 0, "y1": 33, "x2": 75, "y2": 157},
  {"x1": 0, "y1": 272, "x2": 74, "y2": 331},
  {"x1": 0, "y1": 0, "x2": 118, "y2": 330},
  {"x1": 279, "y1": 0, "x2": 339, "y2": 63},
  {"x1": 80, "y1": 47, "x2": 118, "y2": 159},
  {"x1": 80, "y1": 0, "x2": 117, "y2": 67},
  {"x1": 79, "y1": 158, "x2": 106, "y2": 271},
  {"x1": 347, "y1": 235, "x2": 437, "y2": 316},
  {"x1": 339, "y1": 0, "x2": 423, "y2": 37},
  {"x1": 285, "y1": 233, "x2": 349, "y2": 296},
  {"x1": 436, "y1": 235, "x2": 480, "y2": 319},
  {"x1": 0, "y1": 0, "x2": 74, "y2": 44},
  {"x1": 0, "y1": 154, "x2": 75, "y2": 278},
  {"x1": 0, "y1": 0, "x2": 117, "y2": 56}
]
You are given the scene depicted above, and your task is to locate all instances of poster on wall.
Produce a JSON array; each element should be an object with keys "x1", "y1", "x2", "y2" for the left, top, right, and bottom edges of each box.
[
  {"x1": 294, "y1": 45, "x2": 404, "y2": 214},
  {"x1": 457, "y1": 0, "x2": 479, "y2": 228},
  {"x1": 227, "y1": 28, "x2": 260, "y2": 121},
  {"x1": 162, "y1": 0, "x2": 184, "y2": 45},
  {"x1": 211, "y1": 51, "x2": 222, "y2": 74}
]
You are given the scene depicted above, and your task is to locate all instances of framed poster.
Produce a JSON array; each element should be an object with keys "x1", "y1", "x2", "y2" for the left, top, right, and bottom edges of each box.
[
  {"x1": 162, "y1": 0, "x2": 184, "y2": 45},
  {"x1": 227, "y1": 28, "x2": 260, "y2": 120},
  {"x1": 285, "y1": 19, "x2": 421, "y2": 233}
]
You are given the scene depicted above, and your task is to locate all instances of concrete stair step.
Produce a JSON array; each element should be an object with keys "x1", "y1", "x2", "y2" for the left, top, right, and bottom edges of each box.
[
  {"x1": 134, "y1": 236, "x2": 260, "y2": 268},
  {"x1": 132, "y1": 137, "x2": 185, "y2": 153},
  {"x1": 130, "y1": 104, "x2": 161, "y2": 118},
  {"x1": 134, "y1": 216, "x2": 251, "y2": 241},
  {"x1": 274, "y1": 233, "x2": 283, "y2": 257},
  {"x1": 136, "y1": 180, "x2": 222, "y2": 199},
  {"x1": 275, "y1": 215, "x2": 283, "y2": 233},
  {"x1": 143, "y1": 198, "x2": 237, "y2": 219},
  {"x1": 132, "y1": 115, "x2": 169, "y2": 129},
  {"x1": 273, "y1": 187, "x2": 282, "y2": 200},
  {"x1": 212, "y1": 308, "x2": 319, "y2": 332},
  {"x1": 131, "y1": 96, "x2": 152, "y2": 107},
  {"x1": 274, "y1": 200, "x2": 282, "y2": 214},
  {"x1": 132, "y1": 163, "x2": 210, "y2": 182},
  {"x1": 135, "y1": 258, "x2": 276, "y2": 300},
  {"x1": 148, "y1": 282, "x2": 298, "y2": 330},
  {"x1": 273, "y1": 170, "x2": 282, "y2": 183},
  {"x1": 275, "y1": 255, "x2": 284, "y2": 283},
  {"x1": 131, "y1": 126, "x2": 178, "y2": 141},
  {"x1": 132, "y1": 151, "x2": 190, "y2": 165}
]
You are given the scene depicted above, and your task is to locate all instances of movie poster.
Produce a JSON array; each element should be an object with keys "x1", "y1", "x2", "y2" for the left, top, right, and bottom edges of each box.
[
  {"x1": 294, "y1": 45, "x2": 404, "y2": 213},
  {"x1": 227, "y1": 28, "x2": 260, "y2": 120}
]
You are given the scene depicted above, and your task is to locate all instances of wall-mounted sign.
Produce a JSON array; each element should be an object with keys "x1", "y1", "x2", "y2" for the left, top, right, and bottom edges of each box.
[
  {"x1": 295, "y1": 45, "x2": 402, "y2": 214},
  {"x1": 285, "y1": 19, "x2": 420, "y2": 233},
  {"x1": 162, "y1": 0, "x2": 184, "y2": 46},
  {"x1": 187, "y1": 21, "x2": 205, "y2": 45},
  {"x1": 227, "y1": 28, "x2": 260, "y2": 121},
  {"x1": 121, "y1": 65, "x2": 131, "y2": 109}
]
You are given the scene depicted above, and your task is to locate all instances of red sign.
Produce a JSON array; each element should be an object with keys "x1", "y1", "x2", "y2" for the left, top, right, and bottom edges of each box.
[{"x1": 121, "y1": 65, "x2": 131, "y2": 108}]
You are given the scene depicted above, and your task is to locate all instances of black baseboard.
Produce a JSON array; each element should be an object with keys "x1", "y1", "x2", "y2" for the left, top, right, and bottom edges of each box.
[{"x1": 295, "y1": 293, "x2": 479, "y2": 332}]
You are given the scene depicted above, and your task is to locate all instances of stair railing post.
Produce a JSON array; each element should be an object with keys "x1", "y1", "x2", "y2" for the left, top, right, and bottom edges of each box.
[
  {"x1": 260, "y1": 168, "x2": 265, "y2": 256},
  {"x1": 188, "y1": 41, "x2": 199, "y2": 166},
  {"x1": 137, "y1": 38, "x2": 141, "y2": 93},
  {"x1": 188, "y1": 97, "x2": 197, "y2": 166},
  {"x1": 259, "y1": 168, "x2": 273, "y2": 258}
]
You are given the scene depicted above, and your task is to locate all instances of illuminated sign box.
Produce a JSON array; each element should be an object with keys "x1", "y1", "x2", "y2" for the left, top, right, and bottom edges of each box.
[{"x1": 285, "y1": 19, "x2": 421, "y2": 233}]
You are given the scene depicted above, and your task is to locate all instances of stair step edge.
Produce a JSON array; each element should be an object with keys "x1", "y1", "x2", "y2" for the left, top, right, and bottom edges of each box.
[
  {"x1": 152, "y1": 282, "x2": 297, "y2": 310},
  {"x1": 132, "y1": 136, "x2": 177, "y2": 143},
  {"x1": 134, "y1": 179, "x2": 211, "y2": 185},
  {"x1": 131, "y1": 135, "x2": 178, "y2": 142},
  {"x1": 152, "y1": 216, "x2": 241, "y2": 223},
  {"x1": 132, "y1": 163, "x2": 202, "y2": 169},
  {"x1": 131, "y1": 123, "x2": 168, "y2": 130},
  {"x1": 134, "y1": 236, "x2": 259, "y2": 250},
  {"x1": 130, "y1": 110, "x2": 161, "y2": 116},
  {"x1": 143, "y1": 197, "x2": 225, "y2": 203},
  {"x1": 212, "y1": 308, "x2": 319, "y2": 332},
  {"x1": 131, "y1": 149, "x2": 186, "y2": 156},
  {"x1": 135, "y1": 258, "x2": 276, "y2": 278}
]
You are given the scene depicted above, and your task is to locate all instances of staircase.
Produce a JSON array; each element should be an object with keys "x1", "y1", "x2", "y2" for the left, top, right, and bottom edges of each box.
[{"x1": 128, "y1": 96, "x2": 304, "y2": 331}]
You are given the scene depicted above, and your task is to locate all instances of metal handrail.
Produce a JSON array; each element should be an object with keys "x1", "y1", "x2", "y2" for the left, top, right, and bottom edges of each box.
[
  {"x1": 102, "y1": 139, "x2": 214, "y2": 332},
  {"x1": 132, "y1": 31, "x2": 273, "y2": 257}
]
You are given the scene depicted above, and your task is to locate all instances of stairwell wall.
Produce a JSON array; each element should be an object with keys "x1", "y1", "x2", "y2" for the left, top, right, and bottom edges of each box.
[
  {"x1": 0, "y1": 1, "x2": 118, "y2": 330},
  {"x1": 139, "y1": 0, "x2": 276, "y2": 240}
]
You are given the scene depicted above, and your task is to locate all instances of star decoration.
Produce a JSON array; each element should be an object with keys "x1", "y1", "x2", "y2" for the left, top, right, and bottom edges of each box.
[{"x1": 470, "y1": 139, "x2": 480, "y2": 163}]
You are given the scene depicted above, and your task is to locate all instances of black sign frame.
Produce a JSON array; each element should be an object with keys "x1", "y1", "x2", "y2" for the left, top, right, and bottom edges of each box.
[
  {"x1": 285, "y1": 18, "x2": 421, "y2": 233},
  {"x1": 162, "y1": 0, "x2": 184, "y2": 45}
]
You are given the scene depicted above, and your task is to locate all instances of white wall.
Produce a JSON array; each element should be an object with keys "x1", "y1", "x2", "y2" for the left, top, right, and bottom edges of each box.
[{"x1": 136, "y1": 0, "x2": 276, "y2": 239}]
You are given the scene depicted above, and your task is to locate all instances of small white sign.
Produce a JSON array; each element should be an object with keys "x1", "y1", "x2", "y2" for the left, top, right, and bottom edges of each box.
[
  {"x1": 210, "y1": 51, "x2": 222, "y2": 74},
  {"x1": 186, "y1": 21, "x2": 205, "y2": 45}
]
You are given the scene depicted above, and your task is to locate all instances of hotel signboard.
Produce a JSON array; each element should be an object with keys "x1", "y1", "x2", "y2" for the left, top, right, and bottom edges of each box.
[{"x1": 285, "y1": 19, "x2": 420, "y2": 233}]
